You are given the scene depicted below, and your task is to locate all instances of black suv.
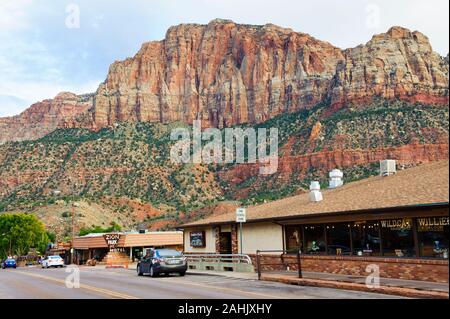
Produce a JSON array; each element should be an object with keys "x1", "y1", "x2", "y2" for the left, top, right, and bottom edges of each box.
[{"x1": 137, "y1": 249, "x2": 187, "y2": 277}]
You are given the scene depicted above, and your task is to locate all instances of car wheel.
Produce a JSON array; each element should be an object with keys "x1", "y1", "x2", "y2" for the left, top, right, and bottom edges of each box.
[
  {"x1": 149, "y1": 266, "x2": 157, "y2": 277},
  {"x1": 137, "y1": 265, "x2": 143, "y2": 276},
  {"x1": 179, "y1": 271, "x2": 186, "y2": 277}
]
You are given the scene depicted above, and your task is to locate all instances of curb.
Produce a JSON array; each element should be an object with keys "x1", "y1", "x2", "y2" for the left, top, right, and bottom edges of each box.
[{"x1": 260, "y1": 275, "x2": 449, "y2": 299}]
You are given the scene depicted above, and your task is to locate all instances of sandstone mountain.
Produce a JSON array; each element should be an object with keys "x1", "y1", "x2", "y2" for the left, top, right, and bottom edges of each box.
[
  {"x1": 0, "y1": 20, "x2": 448, "y2": 143},
  {"x1": 0, "y1": 20, "x2": 448, "y2": 238}
]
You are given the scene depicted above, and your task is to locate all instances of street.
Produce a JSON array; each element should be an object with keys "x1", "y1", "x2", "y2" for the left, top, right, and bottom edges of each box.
[{"x1": 0, "y1": 266, "x2": 405, "y2": 299}]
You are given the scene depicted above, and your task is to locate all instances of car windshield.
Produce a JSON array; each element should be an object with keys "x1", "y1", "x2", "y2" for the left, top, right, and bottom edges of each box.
[
  {"x1": 50, "y1": 256, "x2": 61, "y2": 259},
  {"x1": 157, "y1": 249, "x2": 182, "y2": 257}
]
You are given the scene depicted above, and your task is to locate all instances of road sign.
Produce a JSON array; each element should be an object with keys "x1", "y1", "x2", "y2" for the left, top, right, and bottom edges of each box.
[
  {"x1": 104, "y1": 234, "x2": 121, "y2": 250},
  {"x1": 236, "y1": 208, "x2": 246, "y2": 223}
]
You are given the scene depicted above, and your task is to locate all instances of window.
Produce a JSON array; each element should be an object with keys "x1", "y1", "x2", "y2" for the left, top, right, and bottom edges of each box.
[
  {"x1": 157, "y1": 249, "x2": 182, "y2": 257},
  {"x1": 190, "y1": 231, "x2": 206, "y2": 248},
  {"x1": 285, "y1": 226, "x2": 302, "y2": 253},
  {"x1": 417, "y1": 217, "x2": 449, "y2": 259},
  {"x1": 326, "y1": 223, "x2": 351, "y2": 255},
  {"x1": 304, "y1": 225, "x2": 326, "y2": 254},
  {"x1": 381, "y1": 218, "x2": 415, "y2": 257},
  {"x1": 351, "y1": 221, "x2": 381, "y2": 256}
]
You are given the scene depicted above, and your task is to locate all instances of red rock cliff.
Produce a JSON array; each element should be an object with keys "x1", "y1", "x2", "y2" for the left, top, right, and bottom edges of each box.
[{"x1": 0, "y1": 21, "x2": 448, "y2": 143}]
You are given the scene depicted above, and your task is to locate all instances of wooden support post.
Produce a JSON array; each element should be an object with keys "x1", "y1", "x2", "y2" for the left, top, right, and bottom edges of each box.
[
  {"x1": 297, "y1": 250, "x2": 303, "y2": 278},
  {"x1": 256, "y1": 250, "x2": 261, "y2": 280}
]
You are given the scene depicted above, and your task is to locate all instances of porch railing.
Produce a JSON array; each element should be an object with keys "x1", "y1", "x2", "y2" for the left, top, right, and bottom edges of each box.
[{"x1": 185, "y1": 254, "x2": 254, "y2": 273}]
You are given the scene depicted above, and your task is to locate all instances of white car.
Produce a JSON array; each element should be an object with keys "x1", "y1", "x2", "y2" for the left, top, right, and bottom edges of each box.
[{"x1": 42, "y1": 255, "x2": 65, "y2": 268}]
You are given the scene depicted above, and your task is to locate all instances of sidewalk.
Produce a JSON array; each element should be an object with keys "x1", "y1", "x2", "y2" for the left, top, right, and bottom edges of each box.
[
  {"x1": 260, "y1": 271, "x2": 449, "y2": 299},
  {"x1": 91, "y1": 263, "x2": 448, "y2": 298},
  {"x1": 187, "y1": 269, "x2": 448, "y2": 299}
]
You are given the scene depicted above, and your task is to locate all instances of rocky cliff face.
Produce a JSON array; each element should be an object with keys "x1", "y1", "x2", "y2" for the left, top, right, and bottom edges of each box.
[
  {"x1": 329, "y1": 27, "x2": 449, "y2": 111},
  {"x1": 0, "y1": 20, "x2": 448, "y2": 143},
  {"x1": 0, "y1": 92, "x2": 93, "y2": 143}
]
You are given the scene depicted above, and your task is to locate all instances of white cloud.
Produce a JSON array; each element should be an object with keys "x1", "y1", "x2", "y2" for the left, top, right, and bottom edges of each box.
[
  {"x1": 0, "y1": 79, "x2": 100, "y2": 110},
  {"x1": 0, "y1": 94, "x2": 31, "y2": 117},
  {"x1": 0, "y1": 0, "x2": 34, "y2": 31},
  {"x1": 0, "y1": 0, "x2": 448, "y2": 118}
]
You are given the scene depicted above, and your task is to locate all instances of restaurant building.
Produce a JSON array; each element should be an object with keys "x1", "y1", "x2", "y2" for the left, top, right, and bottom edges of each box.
[
  {"x1": 72, "y1": 231, "x2": 183, "y2": 264},
  {"x1": 181, "y1": 160, "x2": 449, "y2": 283}
]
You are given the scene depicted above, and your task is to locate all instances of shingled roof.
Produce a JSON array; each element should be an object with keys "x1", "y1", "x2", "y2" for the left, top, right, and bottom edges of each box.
[
  {"x1": 181, "y1": 160, "x2": 449, "y2": 227},
  {"x1": 73, "y1": 231, "x2": 183, "y2": 249}
]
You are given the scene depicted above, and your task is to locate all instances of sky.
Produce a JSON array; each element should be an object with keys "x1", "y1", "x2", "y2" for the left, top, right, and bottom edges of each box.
[{"x1": 0, "y1": 0, "x2": 448, "y2": 117}]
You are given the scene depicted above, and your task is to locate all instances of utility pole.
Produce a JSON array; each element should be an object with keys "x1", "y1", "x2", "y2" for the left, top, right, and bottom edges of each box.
[
  {"x1": 239, "y1": 222, "x2": 243, "y2": 255},
  {"x1": 71, "y1": 202, "x2": 75, "y2": 264}
]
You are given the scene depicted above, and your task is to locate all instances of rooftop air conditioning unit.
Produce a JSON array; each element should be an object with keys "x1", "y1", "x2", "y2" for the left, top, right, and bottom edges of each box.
[
  {"x1": 329, "y1": 169, "x2": 344, "y2": 189},
  {"x1": 380, "y1": 160, "x2": 396, "y2": 177},
  {"x1": 309, "y1": 181, "x2": 323, "y2": 202}
]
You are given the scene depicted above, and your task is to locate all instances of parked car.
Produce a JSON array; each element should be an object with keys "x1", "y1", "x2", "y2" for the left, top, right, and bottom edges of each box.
[
  {"x1": 137, "y1": 249, "x2": 187, "y2": 277},
  {"x1": 41, "y1": 255, "x2": 65, "y2": 268},
  {"x1": 1, "y1": 258, "x2": 17, "y2": 269}
]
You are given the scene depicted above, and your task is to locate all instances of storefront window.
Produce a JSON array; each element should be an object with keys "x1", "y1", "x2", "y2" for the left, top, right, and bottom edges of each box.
[
  {"x1": 285, "y1": 226, "x2": 302, "y2": 253},
  {"x1": 381, "y1": 218, "x2": 415, "y2": 257},
  {"x1": 417, "y1": 217, "x2": 449, "y2": 259},
  {"x1": 351, "y1": 221, "x2": 381, "y2": 256},
  {"x1": 304, "y1": 225, "x2": 326, "y2": 254},
  {"x1": 326, "y1": 223, "x2": 351, "y2": 255}
]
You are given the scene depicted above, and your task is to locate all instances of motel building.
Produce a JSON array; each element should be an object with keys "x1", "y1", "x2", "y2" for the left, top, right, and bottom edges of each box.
[
  {"x1": 180, "y1": 160, "x2": 449, "y2": 283},
  {"x1": 72, "y1": 231, "x2": 183, "y2": 265}
]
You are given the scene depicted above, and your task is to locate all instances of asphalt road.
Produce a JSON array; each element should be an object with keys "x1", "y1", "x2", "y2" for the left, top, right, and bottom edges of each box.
[{"x1": 0, "y1": 266, "x2": 405, "y2": 299}]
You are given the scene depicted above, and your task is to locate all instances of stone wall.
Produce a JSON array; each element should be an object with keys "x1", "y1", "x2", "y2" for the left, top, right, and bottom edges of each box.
[{"x1": 251, "y1": 254, "x2": 449, "y2": 283}]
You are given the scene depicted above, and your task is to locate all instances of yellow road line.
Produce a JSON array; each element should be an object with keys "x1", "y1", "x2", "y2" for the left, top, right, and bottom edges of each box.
[{"x1": 16, "y1": 271, "x2": 139, "y2": 299}]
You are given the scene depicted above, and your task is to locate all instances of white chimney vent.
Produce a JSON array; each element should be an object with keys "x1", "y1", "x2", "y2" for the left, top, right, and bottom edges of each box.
[
  {"x1": 380, "y1": 160, "x2": 396, "y2": 177},
  {"x1": 309, "y1": 181, "x2": 323, "y2": 202},
  {"x1": 329, "y1": 169, "x2": 344, "y2": 189}
]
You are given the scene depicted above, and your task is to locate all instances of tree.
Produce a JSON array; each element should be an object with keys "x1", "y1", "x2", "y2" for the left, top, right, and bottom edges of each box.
[
  {"x1": 0, "y1": 214, "x2": 49, "y2": 259},
  {"x1": 78, "y1": 222, "x2": 122, "y2": 236}
]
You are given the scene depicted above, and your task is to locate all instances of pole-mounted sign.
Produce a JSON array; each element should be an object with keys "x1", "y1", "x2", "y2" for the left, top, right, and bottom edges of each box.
[
  {"x1": 236, "y1": 208, "x2": 246, "y2": 254},
  {"x1": 236, "y1": 208, "x2": 246, "y2": 223}
]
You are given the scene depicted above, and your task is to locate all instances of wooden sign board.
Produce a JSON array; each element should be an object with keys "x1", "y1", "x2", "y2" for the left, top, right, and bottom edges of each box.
[
  {"x1": 190, "y1": 231, "x2": 206, "y2": 248},
  {"x1": 103, "y1": 234, "x2": 121, "y2": 250}
]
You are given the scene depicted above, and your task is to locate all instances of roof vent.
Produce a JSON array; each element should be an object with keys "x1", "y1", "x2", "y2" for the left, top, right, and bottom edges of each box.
[
  {"x1": 380, "y1": 160, "x2": 396, "y2": 177},
  {"x1": 309, "y1": 181, "x2": 323, "y2": 202},
  {"x1": 329, "y1": 169, "x2": 344, "y2": 189}
]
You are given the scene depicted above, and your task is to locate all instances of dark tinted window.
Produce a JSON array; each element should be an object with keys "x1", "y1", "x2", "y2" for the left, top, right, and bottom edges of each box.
[
  {"x1": 326, "y1": 223, "x2": 351, "y2": 255},
  {"x1": 417, "y1": 217, "x2": 449, "y2": 259},
  {"x1": 285, "y1": 226, "x2": 302, "y2": 253},
  {"x1": 304, "y1": 225, "x2": 326, "y2": 254},
  {"x1": 381, "y1": 218, "x2": 415, "y2": 257},
  {"x1": 352, "y1": 221, "x2": 381, "y2": 256}
]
